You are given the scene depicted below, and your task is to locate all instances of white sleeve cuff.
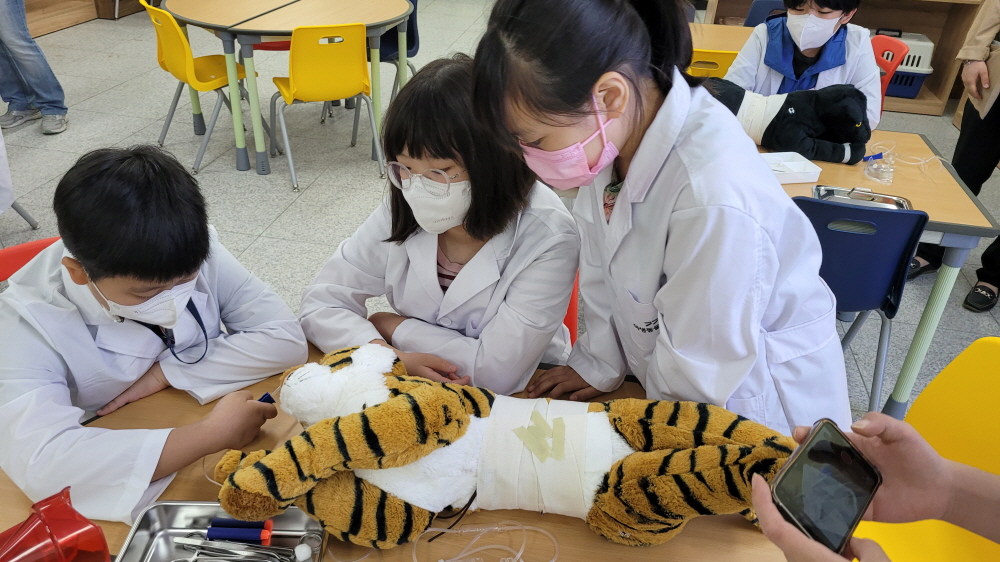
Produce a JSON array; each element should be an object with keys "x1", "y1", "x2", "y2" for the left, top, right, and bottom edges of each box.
[
  {"x1": 842, "y1": 143, "x2": 852, "y2": 164},
  {"x1": 113, "y1": 428, "x2": 173, "y2": 524}
]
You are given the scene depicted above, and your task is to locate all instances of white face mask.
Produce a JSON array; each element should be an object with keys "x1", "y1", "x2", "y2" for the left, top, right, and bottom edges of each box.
[
  {"x1": 785, "y1": 13, "x2": 841, "y2": 51},
  {"x1": 400, "y1": 177, "x2": 472, "y2": 235},
  {"x1": 90, "y1": 277, "x2": 198, "y2": 329}
]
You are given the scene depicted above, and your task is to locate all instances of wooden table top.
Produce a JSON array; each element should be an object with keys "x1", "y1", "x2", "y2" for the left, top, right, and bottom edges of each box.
[
  {"x1": 781, "y1": 130, "x2": 998, "y2": 235},
  {"x1": 0, "y1": 345, "x2": 782, "y2": 560},
  {"x1": 690, "y1": 22, "x2": 755, "y2": 53},
  {"x1": 234, "y1": 0, "x2": 413, "y2": 35},
  {"x1": 163, "y1": 0, "x2": 412, "y2": 33}
]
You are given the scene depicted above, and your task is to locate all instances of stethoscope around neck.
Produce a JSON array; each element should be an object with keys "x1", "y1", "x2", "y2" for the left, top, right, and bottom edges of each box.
[{"x1": 134, "y1": 299, "x2": 209, "y2": 364}]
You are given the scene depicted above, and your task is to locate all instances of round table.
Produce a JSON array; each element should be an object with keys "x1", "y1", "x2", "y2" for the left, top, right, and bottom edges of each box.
[{"x1": 163, "y1": 0, "x2": 413, "y2": 174}]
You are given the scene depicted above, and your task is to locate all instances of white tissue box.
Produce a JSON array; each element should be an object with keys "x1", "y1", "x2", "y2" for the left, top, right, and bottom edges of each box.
[{"x1": 761, "y1": 152, "x2": 823, "y2": 184}]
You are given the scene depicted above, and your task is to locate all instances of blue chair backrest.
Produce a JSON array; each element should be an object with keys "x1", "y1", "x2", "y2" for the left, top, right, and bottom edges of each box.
[
  {"x1": 793, "y1": 197, "x2": 928, "y2": 318},
  {"x1": 745, "y1": 0, "x2": 786, "y2": 27},
  {"x1": 379, "y1": 0, "x2": 420, "y2": 61}
]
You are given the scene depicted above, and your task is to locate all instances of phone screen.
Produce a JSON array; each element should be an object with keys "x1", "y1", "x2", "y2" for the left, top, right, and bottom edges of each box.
[{"x1": 772, "y1": 421, "x2": 881, "y2": 552}]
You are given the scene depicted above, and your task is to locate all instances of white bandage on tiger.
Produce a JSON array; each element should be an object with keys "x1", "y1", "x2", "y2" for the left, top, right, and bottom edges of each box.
[{"x1": 475, "y1": 396, "x2": 633, "y2": 519}]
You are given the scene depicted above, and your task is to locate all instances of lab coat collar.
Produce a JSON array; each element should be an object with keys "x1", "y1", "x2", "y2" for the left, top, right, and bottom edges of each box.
[
  {"x1": 596, "y1": 68, "x2": 690, "y2": 258},
  {"x1": 404, "y1": 212, "x2": 521, "y2": 318},
  {"x1": 764, "y1": 15, "x2": 848, "y2": 93}
]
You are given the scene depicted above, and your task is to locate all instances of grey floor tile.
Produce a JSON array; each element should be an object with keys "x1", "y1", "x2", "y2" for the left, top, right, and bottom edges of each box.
[
  {"x1": 193, "y1": 170, "x2": 302, "y2": 235},
  {"x1": 2, "y1": 109, "x2": 156, "y2": 154},
  {"x1": 59, "y1": 74, "x2": 122, "y2": 108},
  {"x1": 844, "y1": 347, "x2": 870, "y2": 415},
  {"x1": 260, "y1": 180, "x2": 386, "y2": 245},
  {"x1": 214, "y1": 229, "x2": 259, "y2": 258},
  {"x1": 848, "y1": 320, "x2": 988, "y2": 413},
  {"x1": 73, "y1": 68, "x2": 192, "y2": 120},
  {"x1": 0, "y1": 202, "x2": 58, "y2": 249},
  {"x1": 58, "y1": 48, "x2": 160, "y2": 83},
  {"x1": 16, "y1": 178, "x2": 59, "y2": 208},
  {"x1": 4, "y1": 145, "x2": 80, "y2": 198},
  {"x1": 238, "y1": 236, "x2": 339, "y2": 312},
  {"x1": 115, "y1": 117, "x2": 232, "y2": 173}
]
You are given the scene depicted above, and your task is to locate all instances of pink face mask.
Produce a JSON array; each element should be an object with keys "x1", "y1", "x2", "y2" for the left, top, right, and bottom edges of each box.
[{"x1": 520, "y1": 96, "x2": 620, "y2": 190}]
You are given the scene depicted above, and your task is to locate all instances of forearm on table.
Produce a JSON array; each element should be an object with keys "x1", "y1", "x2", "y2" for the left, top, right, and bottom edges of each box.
[
  {"x1": 943, "y1": 460, "x2": 1000, "y2": 542},
  {"x1": 152, "y1": 421, "x2": 222, "y2": 481}
]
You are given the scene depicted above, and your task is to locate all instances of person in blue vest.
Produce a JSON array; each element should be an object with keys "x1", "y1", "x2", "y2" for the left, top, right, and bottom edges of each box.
[{"x1": 725, "y1": 0, "x2": 881, "y2": 131}]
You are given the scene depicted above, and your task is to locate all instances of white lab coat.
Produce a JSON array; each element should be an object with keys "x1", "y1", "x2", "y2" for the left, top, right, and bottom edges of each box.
[
  {"x1": 0, "y1": 228, "x2": 308, "y2": 523},
  {"x1": 725, "y1": 23, "x2": 882, "y2": 131},
  {"x1": 0, "y1": 130, "x2": 14, "y2": 214},
  {"x1": 568, "y1": 68, "x2": 851, "y2": 435},
  {"x1": 300, "y1": 186, "x2": 580, "y2": 395}
]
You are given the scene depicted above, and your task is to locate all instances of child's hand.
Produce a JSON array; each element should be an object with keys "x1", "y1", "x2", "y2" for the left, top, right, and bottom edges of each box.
[
  {"x1": 203, "y1": 391, "x2": 278, "y2": 451},
  {"x1": 527, "y1": 365, "x2": 601, "y2": 400},
  {"x1": 398, "y1": 351, "x2": 468, "y2": 385},
  {"x1": 369, "y1": 312, "x2": 408, "y2": 343},
  {"x1": 98, "y1": 362, "x2": 170, "y2": 416}
]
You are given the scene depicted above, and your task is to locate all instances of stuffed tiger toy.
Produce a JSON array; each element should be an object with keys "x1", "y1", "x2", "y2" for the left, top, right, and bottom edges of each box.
[{"x1": 215, "y1": 344, "x2": 796, "y2": 549}]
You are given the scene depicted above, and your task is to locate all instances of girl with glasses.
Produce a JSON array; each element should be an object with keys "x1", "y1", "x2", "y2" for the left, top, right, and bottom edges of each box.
[{"x1": 299, "y1": 55, "x2": 580, "y2": 394}]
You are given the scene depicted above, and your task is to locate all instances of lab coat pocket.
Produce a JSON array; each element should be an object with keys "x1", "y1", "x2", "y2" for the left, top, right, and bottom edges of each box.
[
  {"x1": 726, "y1": 394, "x2": 766, "y2": 426},
  {"x1": 619, "y1": 288, "x2": 659, "y2": 354},
  {"x1": 762, "y1": 306, "x2": 838, "y2": 365}
]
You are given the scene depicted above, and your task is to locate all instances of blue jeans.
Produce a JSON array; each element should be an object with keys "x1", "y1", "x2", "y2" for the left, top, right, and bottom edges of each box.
[{"x1": 0, "y1": 0, "x2": 66, "y2": 115}]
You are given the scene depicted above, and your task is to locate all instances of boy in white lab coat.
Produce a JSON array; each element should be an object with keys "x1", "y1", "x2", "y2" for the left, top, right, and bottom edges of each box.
[
  {"x1": 0, "y1": 146, "x2": 308, "y2": 523},
  {"x1": 724, "y1": 0, "x2": 882, "y2": 130},
  {"x1": 300, "y1": 56, "x2": 580, "y2": 395}
]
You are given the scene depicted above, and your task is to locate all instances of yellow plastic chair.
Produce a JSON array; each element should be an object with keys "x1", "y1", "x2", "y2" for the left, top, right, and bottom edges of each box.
[
  {"x1": 270, "y1": 24, "x2": 386, "y2": 191},
  {"x1": 140, "y1": 0, "x2": 247, "y2": 173},
  {"x1": 852, "y1": 337, "x2": 1000, "y2": 561},
  {"x1": 687, "y1": 49, "x2": 739, "y2": 78}
]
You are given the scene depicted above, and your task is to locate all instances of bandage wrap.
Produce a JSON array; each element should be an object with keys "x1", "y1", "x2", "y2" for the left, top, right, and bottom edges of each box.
[
  {"x1": 476, "y1": 396, "x2": 630, "y2": 519},
  {"x1": 736, "y1": 91, "x2": 787, "y2": 145}
]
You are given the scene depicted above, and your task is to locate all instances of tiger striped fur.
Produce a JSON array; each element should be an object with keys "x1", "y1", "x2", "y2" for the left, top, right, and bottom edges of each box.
[{"x1": 217, "y1": 346, "x2": 796, "y2": 549}]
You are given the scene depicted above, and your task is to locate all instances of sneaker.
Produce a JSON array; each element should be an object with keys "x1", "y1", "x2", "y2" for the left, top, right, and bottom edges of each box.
[
  {"x1": 41, "y1": 114, "x2": 68, "y2": 135},
  {"x1": 0, "y1": 109, "x2": 42, "y2": 128},
  {"x1": 963, "y1": 283, "x2": 998, "y2": 313}
]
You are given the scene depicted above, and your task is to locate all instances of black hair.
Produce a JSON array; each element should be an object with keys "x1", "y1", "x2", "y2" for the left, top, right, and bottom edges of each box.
[
  {"x1": 782, "y1": 0, "x2": 860, "y2": 13},
  {"x1": 382, "y1": 54, "x2": 535, "y2": 242},
  {"x1": 472, "y1": 0, "x2": 698, "y2": 141},
  {"x1": 53, "y1": 145, "x2": 210, "y2": 282}
]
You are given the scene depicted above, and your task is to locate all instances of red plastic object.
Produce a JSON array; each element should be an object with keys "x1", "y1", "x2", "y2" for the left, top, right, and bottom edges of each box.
[
  {"x1": 563, "y1": 273, "x2": 579, "y2": 345},
  {"x1": 0, "y1": 488, "x2": 110, "y2": 562},
  {"x1": 0, "y1": 236, "x2": 60, "y2": 282},
  {"x1": 254, "y1": 41, "x2": 290, "y2": 51},
  {"x1": 871, "y1": 35, "x2": 909, "y2": 114}
]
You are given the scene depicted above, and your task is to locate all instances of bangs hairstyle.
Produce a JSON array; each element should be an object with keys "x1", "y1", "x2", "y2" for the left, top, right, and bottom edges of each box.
[
  {"x1": 382, "y1": 54, "x2": 536, "y2": 243},
  {"x1": 54, "y1": 145, "x2": 210, "y2": 282},
  {"x1": 472, "y1": 0, "x2": 699, "y2": 143},
  {"x1": 782, "y1": 0, "x2": 860, "y2": 12}
]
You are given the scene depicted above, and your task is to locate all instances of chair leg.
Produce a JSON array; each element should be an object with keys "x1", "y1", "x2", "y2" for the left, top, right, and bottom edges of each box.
[
  {"x1": 840, "y1": 310, "x2": 871, "y2": 351},
  {"x1": 10, "y1": 202, "x2": 39, "y2": 230},
  {"x1": 159, "y1": 81, "x2": 185, "y2": 146},
  {"x1": 269, "y1": 92, "x2": 284, "y2": 157},
  {"x1": 320, "y1": 101, "x2": 331, "y2": 124},
  {"x1": 277, "y1": 102, "x2": 299, "y2": 191},
  {"x1": 193, "y1": 89, "x2": 226, "y2": 174},
  {"x1": 351, "y1": 96, "x2": 361, "y2": 147},
  {"x1": 407, "y1": 61, "x2": 416, "y2": 77},
  {"x1": 868, "y1": 310, "x2": 892, "y2": 412},
  {"x1": 360, "y1": 93, "x2": 385, "y2": 177}
]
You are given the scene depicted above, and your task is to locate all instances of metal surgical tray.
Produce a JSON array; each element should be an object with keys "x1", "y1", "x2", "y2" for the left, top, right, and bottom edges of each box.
[
  {"x1": 813, "y1": 185, "x2": 912, "y2": 210},
  {"x1": 117, "y1": 502, "x2": 325, "y2": 562}
]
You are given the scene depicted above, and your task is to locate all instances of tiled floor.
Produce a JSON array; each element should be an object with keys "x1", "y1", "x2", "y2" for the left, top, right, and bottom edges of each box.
[{"x1": 3, "y1": 1, "x2": 997, "y2": 420}]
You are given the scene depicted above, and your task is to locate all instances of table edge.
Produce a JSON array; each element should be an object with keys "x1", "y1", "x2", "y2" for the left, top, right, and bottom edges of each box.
[
  {"x1": 918, "y1": 132, "x2": 1000, "y2": 234},
  {"x1": 229, "y1": 3, "x2": 413, "y2": 36}
]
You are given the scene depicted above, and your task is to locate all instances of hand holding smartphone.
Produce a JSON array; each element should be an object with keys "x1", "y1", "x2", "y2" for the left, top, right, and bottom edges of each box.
[{"x1": 770, "y1": 419, "x2": 882, "y2": 554}]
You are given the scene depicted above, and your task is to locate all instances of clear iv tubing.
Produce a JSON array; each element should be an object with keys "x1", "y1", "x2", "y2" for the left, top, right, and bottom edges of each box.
[
  {"x1": 411, "y1": 521, "x2": 558, "y2": 562},
  {"x1": 869, "y1": 141, "x2": 948, "y2": 174}
]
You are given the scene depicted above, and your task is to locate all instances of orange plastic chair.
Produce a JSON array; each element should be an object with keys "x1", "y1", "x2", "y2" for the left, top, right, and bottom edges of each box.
[
  {"x1": 688, "y1": 49, "x2": 739, "y2": 78},
  {"x1": 269, "y1": 24, "x2": 386, "y2": 191},
  {"x1": 0, "y1": 237, "x2": 60, "y2": 281},
  {"x1": 140, "y1": 0, "x2": 249, "y2": 173},
  {"x1": 563, "y1": 273, "x2": 579, "y2": 345},
  {"x1": 853, "y1": 337, "x2": 1000, "y2": 560},
  {"x1": 870, "y1": 35, "x2": 909, "y2": 114}
]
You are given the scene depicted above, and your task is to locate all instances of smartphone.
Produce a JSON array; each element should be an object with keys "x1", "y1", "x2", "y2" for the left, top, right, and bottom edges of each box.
[{"x1": 770, "y1": 418, "x2": 882, "y2": 554}]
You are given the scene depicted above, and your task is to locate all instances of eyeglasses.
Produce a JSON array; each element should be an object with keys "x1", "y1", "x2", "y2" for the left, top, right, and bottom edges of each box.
[{"x1": 387, "y1": 162, "x2": 465, "y2": 198}]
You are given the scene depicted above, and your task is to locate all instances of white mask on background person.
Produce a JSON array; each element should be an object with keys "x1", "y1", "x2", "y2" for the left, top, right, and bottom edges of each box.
[
  {"x1": 90, "y1": 276, "x2": 198, "y2": 329},
  {"x1": 785, "y1": 13, "x2": 841, "y2": 51},
  {"x1": 400, "y1": 176, "x2": 472, "y2": 234}
]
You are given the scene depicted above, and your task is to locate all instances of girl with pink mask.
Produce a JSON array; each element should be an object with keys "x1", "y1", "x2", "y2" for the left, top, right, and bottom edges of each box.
[{"x1": 472, "y1": 0, "x2": 851, "y2": 434}]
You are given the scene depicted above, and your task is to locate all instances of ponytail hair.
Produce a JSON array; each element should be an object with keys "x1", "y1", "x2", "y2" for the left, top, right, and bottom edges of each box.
[{"x1": 473, "y1": 0, "x2": 698, "y2": 142}]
